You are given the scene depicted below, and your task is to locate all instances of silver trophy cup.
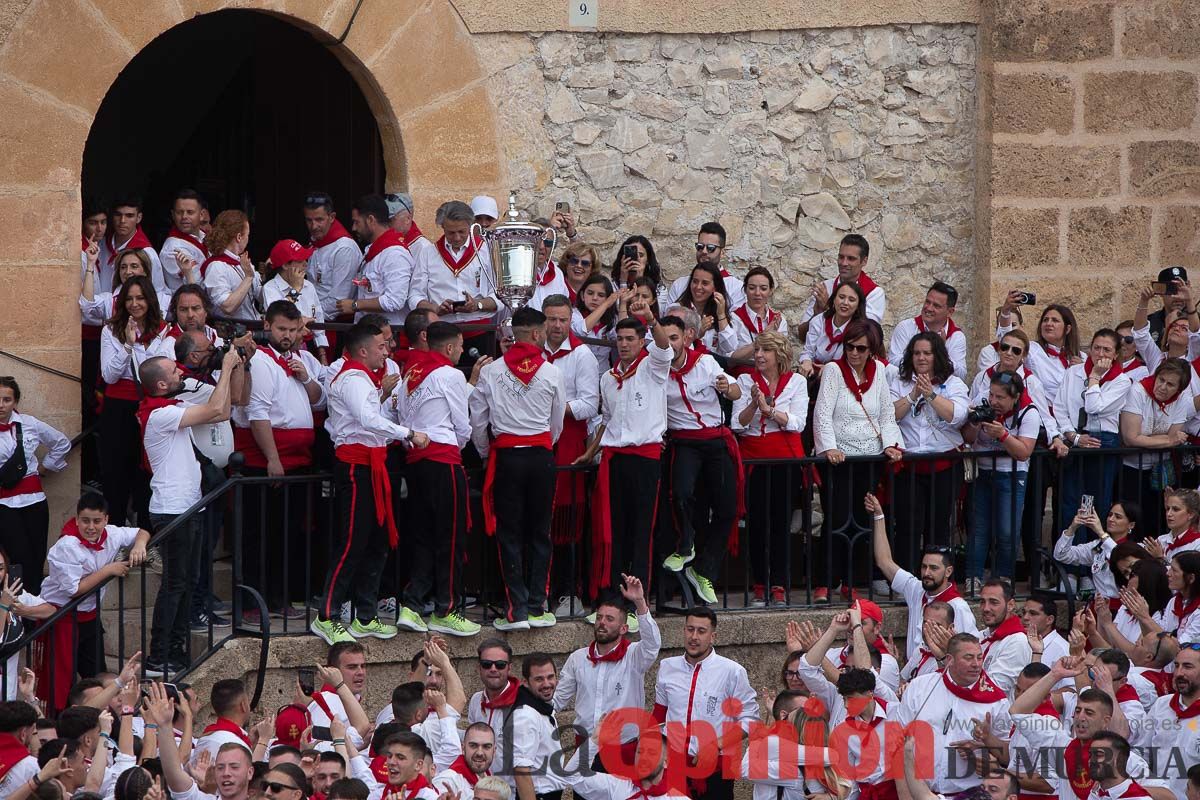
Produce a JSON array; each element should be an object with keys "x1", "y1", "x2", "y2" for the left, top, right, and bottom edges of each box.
[{"x1": 472, "y1": 191, "x2": 553, "y2": 310}]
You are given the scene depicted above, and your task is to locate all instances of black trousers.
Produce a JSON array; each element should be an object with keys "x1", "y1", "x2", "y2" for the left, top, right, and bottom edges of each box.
[
  {"x1": 100, "y1": 397, "x2": 150, "y2": 526},
  {"x1": 403, "y1": 459, "x2": 469, "y2": 617},
  {"x1": 1120, "y1": 465, "x2": 1164, "y2": 540},
  {"x1": 746, "y1": 464, "x2": 793, "y2": 589},
  {"x1": 75, "y1": 613, "x2": 107, "y2": 679},
  {"x1": 608, "y1": 452, "x2": 661, "y2": 592},
  {"x1": 493, "y1": 447, "x2": 555, "y2": 622},
  {"x1": 320, "y1": 462, "x2": 391, "y2": 623},
  {"x1": 668, "y1": 438, "x2": 736, "y2": 578},
  {"x1": 242, "y1": 466, "x2": 310, "y2": 609},
  {"x1": 892, "y1": 461, "x2": 962, "y2": 568},
  {"x1": 149, "y1": 512, "x2": 204, "y2": 664},
  {"x1": 817, "y1": 460, "x2": 879, "y2": 589},
  {"x1": 0, "y1": 500, "x2": 49, "y2": 593}
]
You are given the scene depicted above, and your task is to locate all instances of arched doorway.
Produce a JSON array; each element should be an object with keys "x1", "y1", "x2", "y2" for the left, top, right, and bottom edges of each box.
[{"x1": 81, "y1": 9, "x2": 386, "y2": 254}]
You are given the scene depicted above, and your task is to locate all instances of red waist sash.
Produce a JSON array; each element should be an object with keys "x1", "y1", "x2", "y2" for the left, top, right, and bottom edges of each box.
[
  {"x1": 0, "y1": 474, "x2": 43, "y2": 499},
  {"x1": 737, "y1": 430, "x2": 804, "y2": 460},
  {"x1": 336, "y1": 444, "x2": 399, "y2": 547},
  {"x1": 35, "y1": 606, "x2": 98, "y2": 713},
  {"x1": 233, "y1": 426, "x2": 315, "y2": 470},
  {"x1": 406, "y1": 441, "x2": 462, "y2": 465},
  {"x1": 551, "y1": 417, "x2": 590, "y2": 545},
  {"x1": 590, "y1": 443, "x2": 662, "y2": 594},
  {"x1": 105, "y1": 378, "x2": 140, "y2": 401},
  {"x1": 668, "y1": 427, "x2": 745, "y2": 554},
  {"x1": 482, "y1": 432, "x2": 553, "y2": 535}
]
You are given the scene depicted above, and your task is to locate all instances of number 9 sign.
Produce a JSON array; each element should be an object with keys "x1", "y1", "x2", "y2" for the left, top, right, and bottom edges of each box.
[{"x1": 569, "y1": 0, "x2": 597, "y2": 27}]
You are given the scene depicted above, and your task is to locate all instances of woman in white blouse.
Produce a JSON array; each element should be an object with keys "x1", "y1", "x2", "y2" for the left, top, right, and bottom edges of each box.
[
  {"x1": 729, "y1": 267, "x2": 789, "y2": 361},
  {"x1": 798, "y1": 280, "x2": 865, "y2": 377},
  {"x1": 0, "y1": 376, "x2": 69, "y2": 594},
  {"x1": 202, "y1": 209, "x2": 261, "y2": 322},
  {"x1": 962, "y1": 370, "x2": 1039, "y2": 590},
  {"x1": 80, "y1": 248, "x2": 175, "y2": 328},
  {"x1": 1119, "y1": 359, "x2": 1191, "y2": 539},
  {"x1": 889, "y1": 332, "x2": 968, "y2": 564},
  {"x1": 813, "y1": 320, "x2": 904, "y2": 602},
  {"x1": 733, "y1": 331, "x2": 807, "y2": 606},
  {"x1": 675, "y1": 263, "x2": 737, "y2": 356}
]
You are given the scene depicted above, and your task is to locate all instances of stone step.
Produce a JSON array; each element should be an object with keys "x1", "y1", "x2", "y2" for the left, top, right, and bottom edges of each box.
[{"x1": 100, "y1": 560, "x2": 234, "y2": 610}]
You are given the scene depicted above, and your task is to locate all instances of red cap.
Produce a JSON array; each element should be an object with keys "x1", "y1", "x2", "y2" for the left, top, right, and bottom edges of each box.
[
  {"x1": 856, "y1": 600, "x2": 883, "y2": 624},
  {"x1": 269, "y1": 239, "x2": 314, "y2": 267},
  {"x1": 275, "y1": 704, "x2": 310, "y2": 749}
]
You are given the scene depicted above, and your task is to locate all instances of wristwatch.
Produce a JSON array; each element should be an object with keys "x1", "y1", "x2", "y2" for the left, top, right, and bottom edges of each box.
[
  {"x1": 351, "y1": 300, "x2": 358, "y2": 312},
  {"x1": 476, "y1": 299, "x2": 484, "y2": 312}
]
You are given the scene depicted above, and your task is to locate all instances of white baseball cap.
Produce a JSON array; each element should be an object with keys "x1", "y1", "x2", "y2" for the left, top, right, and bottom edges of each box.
[{"x1": 470, "y1": 195, "x2": 499, "y2": 219}]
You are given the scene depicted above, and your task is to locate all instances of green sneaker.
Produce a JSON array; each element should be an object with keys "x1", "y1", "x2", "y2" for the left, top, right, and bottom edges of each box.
[
  {"x1": 685, "y1": 567, "x2": 717, "y2": 604},
  {"x1": 310, "y1": 617, "x2": 355, "y2": 645},
  {"x1": 626, "y1": 613, "x2": 640, "y2": 633},
  {"x1": 428, "y1": 611, "x2": 481, "y2": 637},
  {"x1": 396, "y1": 607, "x2": 428, "y2": 633},
  {"x1": 662, "y1": 549, "x2": 695, "y2": 572},
  {"x1": 585, "y1": 611, "x2": 598, "y2": 624},
  {"x1": 349, "y1": 617, "x2": 398, "y2": 639},
  {"x1": 528, "y1": 612, "x2": 557, "y2": 628}
]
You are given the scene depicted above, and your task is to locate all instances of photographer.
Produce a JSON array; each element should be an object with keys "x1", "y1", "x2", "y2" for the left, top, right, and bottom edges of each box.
[
  {"x1": 963, "y1": 370, "x2": 1039, "y2": 591},
  {"x1": 137, "y1": 347, "x2": 245, "y2": 677}
]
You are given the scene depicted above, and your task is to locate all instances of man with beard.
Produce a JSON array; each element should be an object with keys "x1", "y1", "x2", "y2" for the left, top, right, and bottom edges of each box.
[
  {"x1": 976, "y1": 580, "x2": 1032, "y2": 696},
  {"x1": 511, "y1": 654, "x2": 565, "y2": 800},
  {"x1": 1087, "y1": 732, "x2": 1170, "y2": 800},
  {"x1": 150, "y1": 682, "x2": 254, "y2": 800},
  {"x1": 160, "y1": 189, "x2": 209, "y2": 293},
  {"x1": 0, "y1": 701, "x2": 39, "y2": 797},
  {"x1": 1145, "y1": 644, "x2": 1200, "y2": 797},
  {"x1": 166, "y1": 285, "x2": 219, "y2": 351},
  {"x1": 553, "y1": 576, "x2": 659, "y2": 765},
  {"x1": 336, "y1": 194, "x2": 415, "y2": 328},
  {"x1": 305, "y1": 192, "x2": 361, "y2": 324},
  {"x1": 434, "y1": 722, "x2": 497, "y2": 800},
  {"x1": 467, "y1": 639, "x2": 521, "y2": 792}
]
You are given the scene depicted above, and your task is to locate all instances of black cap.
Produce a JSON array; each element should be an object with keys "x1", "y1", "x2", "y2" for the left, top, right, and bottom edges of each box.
[{"x1": 1158, "y1": 266, "x2": 1188, "y2": 283}]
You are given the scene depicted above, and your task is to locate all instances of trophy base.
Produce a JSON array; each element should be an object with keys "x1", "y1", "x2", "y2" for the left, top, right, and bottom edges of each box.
[{"x1": 497, "y1": 291, "x2": 534, "y2": 310}]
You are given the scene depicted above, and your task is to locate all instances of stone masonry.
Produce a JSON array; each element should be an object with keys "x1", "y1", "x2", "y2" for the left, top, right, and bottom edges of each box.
[{"x1": 478, "y1": 25, "x2": 979, "y2": 338}]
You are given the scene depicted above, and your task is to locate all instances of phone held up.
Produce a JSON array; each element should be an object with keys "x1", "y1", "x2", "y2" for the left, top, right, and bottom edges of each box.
[{"x1": 297, "y1": 667, "x2": 316, "y2": 697}]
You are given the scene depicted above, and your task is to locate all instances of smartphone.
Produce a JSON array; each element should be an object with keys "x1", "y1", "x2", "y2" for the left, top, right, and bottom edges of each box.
[
  {"x1": 1080, "y1": 494, "x2": 1095, "y2": 516},
  {"x1": 450, "y1": 299, "x2": 469, "y2": 311},
  {"x1": 297, "y1": 667, "x2": 315, "y2": 697},
  {"x1": 555, "y1": 201, "x2": 570, "y2": 213},
  {"x1": 1151, "y1": 281, "x2": 1168, "y2": 295},
  {"x1": 311, "y1": 725, "x2": 333, "y2": 741},
  {"x1": 7, "y1": 564, "x2": 21, "y2": 582},
  {"x1": 623, "y1": 244, "x2": 638, "y2": 261},
  {"x1": 1014, "y1": 291, "x2": 1037, "y2": 305},
  {"x1": 141, "y1": 682, "x2": 179, "y2": 701}
]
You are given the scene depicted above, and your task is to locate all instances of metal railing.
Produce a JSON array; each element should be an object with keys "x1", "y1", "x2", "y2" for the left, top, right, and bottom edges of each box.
[{"x1": 2, "y1": 440, "x2": 1191, "y2": 714}]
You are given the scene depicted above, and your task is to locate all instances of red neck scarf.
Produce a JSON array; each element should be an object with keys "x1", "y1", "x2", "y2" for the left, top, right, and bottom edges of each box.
[
  {"x1": 1166, "y1": 528, "x2": 1200, "y2": 555},
  {"x1": 436, "y1": 234, "x2": 482, "y2": 276},
  {"x1": 1063, "y1": 738, "x2": 1093, "y2": 800},
  {"x1": 1140, "y1": 375, "x2": 1183, "y2": 415},
  {"x1": 940, "y1": 670, "x2": 1006, "y2": 703},
  {"x1": 1169, "y1": 692, "x2": 1200, "y2": 719},
  {"x1": 538, "y1": 260, "x2": 559, "y2": 286},
  {"x1": 1122, "y1": 356, "x2": 1146, "y2": 374},
  {"x1": 986, "y1": 363, "x2": 1032, "y2": 381},
  {"x1": 612, "y1": 349, "x2": 650, "y2": 389},
  {"x1": 336, "y1": 358, "x2": 384, "y2": 390},
  {"x1": 167, "y1": 228, "x2": 208, "y2": 257},
  {"x1": 546, "y1": 333, "x2": 584, "y2": 362},
  {"x1": 0, "y1": 420, "x2": 14, "y2": 433},
  {"x1": 135, "y1": 395, "x2": 181, "y2": 472},
  {"x1": 202, "y1": 717, "x2": 251, "y2": 747},
  {"x1": 481, "y1": 678, "x2": 520, "y2": 710},
  {"x1": 1114, "y1": 683, "x2": 1140, "y2": 705},
  {"x1": 503, "y1": 342, "x2": 545, "y2": 386},
  {"x1": 1172, "y1": 592, "x2": 1200, "y2": 627},
  {"x1": 833, "y1": 271, "x2": 879, "y2": 298},
  {"x1": 823, "y1": 314, "x2": 849, "y2": 353},
  {"x1": 981, "y1": 613, "x2": 1025, "y2": 655},
  {"x1": 923, "y1": 582, "x2": 963, "y2": 607},
  {"x1": 836, "y1": 356, "x2": 877, "y2": 403},
  {"x1": 587, "y1": 636, "x2": 631, "y2": 664},
  {"x1": 0, "y1": 732, "x2": 30, "y2": 782},
  {"x1": 263, "y1": 345, "x2": 294, "y2": 376},
  {"x1": 1045, "y1": 343, "x2": 1071, "y2": 370},
  {"x1": 446, "y1": 756, "x2": 486, "y2": 786},
  {"x1": 200, "y1": 250, "x2": 240, "y2": 279},
  {"x1": 404, "y1": 349, "x2": 452, "y2": 393},
  {"x1": 312, "y1": 220, "x2": 354, "y2": 249},
  {"x1": 750, "y1": 369, "x2": 793, "y2": 434},
  {"x1": 107, "y1": 227, "x2": 153, "y2": 264},
  {"x1": 1084, "y1": 357, "x2": 1124, "y2": 386},
  {"x1": 365, "y1": 228, "x2": 407, "y2": 263},
  {"x1": 734, "y1": 304, "x2": 777, "y2": 334},
  {"x1": 60, "y1": 518, "x2": 106, "y2": 552},
  {"x1": 915, "y1": 314, "x2": 961, "y2": 340},
  {"x1": 401, "y1": 223, "x2": 426, "y2": 250}
]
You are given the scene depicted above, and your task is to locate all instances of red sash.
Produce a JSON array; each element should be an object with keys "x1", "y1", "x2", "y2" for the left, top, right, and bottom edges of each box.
[
  {"x1": 445, "y1": 755, "x2": 485, "y2": 786},
  {"x1": 1169, "y1": 692, "x2": 1200, "y2": 718},
  {"x1": 312, "y1": 220, "x2": 354, "y2": 249},
  {"x1": 404, "y1": 349, "x2": 453, "y2": 394},
  {"x1": 980, "y1": 613, "x2": 1025, "y2": 659},
  {"x1": 106, "y1": 227, "x2": 153, "y2": 265},
  {"x1": 1115, "y1": 683, "x2": 1140, "y2": 705},
  {"x1": 823, "y1": 314, "x2": 848, "y2": 353},
  {"x1": 940, "y1": 670, "x2": 1006, "y2": 703},
  {"x1": 365, "y1": 228, "x2": 407, "y2": 263},
  {"x1": 1166, "y1": 528, "x2": 1200, "y2": 555},
  {"x1": 60, "y1": 517, "x2": 106, "y2": 551},
  {"x1": 0, "y1": 732, "x2": 30, "y2": 782},
  {"x1": 922, "y1": 581, "x2": 963, "y2": 607},
  {"x1": 914, "y1": 314, "x2": 962, "y2": 340},
  {"x1": 502, "y1": 342, "x2": 545, "y2": 386},
  {"x1": 1063, "y1": 738, "x2": 1092, "y2": 800},
  {"x1": 481, "y1": 433, "x2": 554, "y2": 536},
  {"x1": 0, "y1": 474, "x2": 43, "y2": 499},
  {"x1": 1083, "y1": 357, "x2": 1124, "y2": 386},
  {"x1": 135, "y1": 395, "x2": 181, "y2": 473},
  {"x1": 401, "y1": 223, "x2": 426, "y2": 250},
  {"x1": 590, "y1": 443, "x2": 662, "y2": 594},
  {"x1": 200, "y1": 251, "x2": 240, "y2": 280},
  {"x1": 202, "y1": 717, "x2": 253, "y2": 748},
  {"x1": 1140, "y1": 374, "x2": 1184, "y2": 415},
  {"x1": 587, "y1": 636, "x2": 631, "y2": 664},
  {"x1": 233, "y1": 426, "x2": 315, "y2": 470},
  {"x1": 336, "y1": 443, "x2": 399, "y2": 548},
  {"x1": 733, "y1": 304, "x2": 778, "y2": 334},
  {"x1": 33, "y1": 605, "x2": 98, "y2": 713},
  {"x1": 611, "y1": 349, "x2": 650, "y2": 388},
  {"x1": 1045, "y1": 344, "x2": 1071, "y2": 370},
  {"x1": 836, "y1": 356, "x2": 878, "y2": 403},
  {"x1": 1122, "y1": 356, "x2": 1146, "y2": 374},
  {"x1": 832, "y1": 271, "x2": 879, "y2": 298},
  {"x1": 551, "y1": 416, "x2": 589, "y2": 544},
  {"x1": 435, "y1": 234, "x2": 482, "y2": 276},
  {"x1": 481, "y1": 678, "x2": 520, "y2": 710},
  {"x1": 737, "y1": 431, "x2": 804, "y2": 460},
  {"x1": 167, "y1": 228, "x2": 208, "y2": 258}
]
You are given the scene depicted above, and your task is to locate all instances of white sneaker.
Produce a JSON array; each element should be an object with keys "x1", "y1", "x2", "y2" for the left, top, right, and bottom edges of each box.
[
  {"x1": 554, "y1": 595, "x2": 586, "y2": 618},
  {"x1": 339, "y1": 601, "x2": 352, "y2": 623},
  {"x1": 789, "y1": 509, "x2": 804, "y2": 535},
  {"x1": 493, "y1": 617, "x2": 531, "y2": 631},
  {"x1": 871, "y1": 579, "x2": 893, "y2": 597},
  {"x1": 377, "y1": 597, "x2": 397, "y2": 619}
]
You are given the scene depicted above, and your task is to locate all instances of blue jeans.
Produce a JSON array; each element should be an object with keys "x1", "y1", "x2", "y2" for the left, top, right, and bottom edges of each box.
[
  {"x1": 1060, "y1": 430, "x2": 1120, "y2": 532},
  {"x1": 968, "y1": 470, "x2": 1027, "y2": 580}
]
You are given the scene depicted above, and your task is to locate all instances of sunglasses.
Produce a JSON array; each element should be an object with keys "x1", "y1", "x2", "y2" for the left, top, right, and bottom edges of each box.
[
  {"x1": 1122, "y1": 335, "x2": 1134, "y2": 344},
  {"x1": 844, "y1": 343, "x2": 870, "y2": 353},
  {"x1": 1182, "y1": 642, "x2": 1200, "y2": 651},
  {"x1": 924, "y1": 545, "x2": 954, "y2": 556},
  {"x1": 264, "y1": 782, "x2": 301, "y2": 794},
  {"x1": 783, "y1": 669, "x2": 802, "y2": 679},
  {"x1": 695, "y1": 243, "x2": 721, "y2": 253},
  {"x1": 998, "y1": 343, "x2": 1024, "y2": 355},
  {"x1": 567, "y1": 257, "x2": 592, "y2": 267},
  {"x1": 303, "y1": 194, "x2": 331, "y2": 207},
  {"x1": 542, "y1": 239, "x2": 555, "y2": 248},
  {"x1": 479, "y1": 659, "x2": 509, "y2": 670}
]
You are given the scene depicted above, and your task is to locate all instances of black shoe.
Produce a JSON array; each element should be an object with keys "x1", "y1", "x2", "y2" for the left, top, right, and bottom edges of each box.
[{"x1": 143, "y1": 659, "x2": 186, "y2": 678}]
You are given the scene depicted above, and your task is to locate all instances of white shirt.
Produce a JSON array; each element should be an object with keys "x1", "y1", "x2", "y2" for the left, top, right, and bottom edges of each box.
[
  {"x1": 1161, "y1": 593, "x2": 1200, "y2": 641},
  {"x1": 797, "y1": 273, "x2": 886, "y2": 325},
  {"x1": 190, "y1": 724, "x2": 250, "y2": 767},
  {"x1": 234, "y1": 347, "x2": 324, "y2": 431},
  {"x1": 813, "y1": 360, "x2": 905, "y2": 456},
  {"x1": 889, "y1": 373, "x2": 968, "y2": 453},
  {"x1": 1157, "y1": 528, "x2": 1200, "y2": 558},
  {"x1": 741, "y1": 735, "x2": 835, "y2": 800},
  {"x1": 665, "y1": 353, "x2": 735, "y2": 431},
  {"x1": 308, "y1": 234, "x2": 362, "y2": 318},
  {"x1": 468, "y1": 356, "x2": 565, "y2": 459},
  {"x1": 599, "y1": 343, "x2": 672, "y2": 448},
  {"x1": 408, "y1": 238, "x2": 498, "y2": 326},
  {"x1": 1038, "y1": 628, "x2": 1070, "y2": 672},
  {"x1": 980, "y1": 622, "x2": 1033, "y2": 695},
  {"x1": 832, "y1": 643, "x2": 901, "y2": 693},
  {"x1": 1025, "y1": 340, "x2": 1083, "y2": 402},
  {"x1": 568, "y1": 771, "x2": 692, "y2": 800},
  {"x1": 203, "y1": 249, "x2": 262, "y2": 321},
  {"x1": 392, "y1": 362, "x2": 472, "y2": 450},
  {"x1": 888, "y1": 316, "x2": 969, "y2": 379},
  {"x1": 262, "y1": 275, "x2": 329, "y2": 348},
  {"x1": 731, "y1": 372, "x2": 808, "y2": 437},
  {"x1": 0, "y1": 412, "x2": 69, "y2": 508},
  {"x1": 102, "y1": 231, "x2": 164, "y2": 289},
  {"x1": 971, "y1": 402, "x2": 1040, "y2": 473},
  {"x1": 40, "y1": 524, "x2": 141, "y2": 609},
  {"x1": 1054, "y1": 533, "x2": 1122, "y2": 599},
  {"x1": 0, "y1": 755, "x2": 38, "y2": 799},
  {"x1": 1053, "y1": 364, "x2": 1132, "y2": 437},
  {"x1": 413, "y1": 711, "x2": 462, "y2": 773},
  {"x1": 800, "y1": 314, "x2": 851, "y2": 364},
  {"x1": 553, "y1": 612, "x2": 662, "y2": 735},
  {"x1": 510, "y1": 701, "x2": 566, "y2": 795},
  {"x1": 527, "y1": 261, "x2": 570, "y2": 312},
  {"x1": 665, "y1": 270, "x2": 746, "y2": 310},
  {"x1": 891, "y1": 671, "x2": 1012, "y2": 795},
  {"x1": 160, "y1": 231, "x2": 207, "y2": 293},
  {"x1": 145, "y1": 403, "x2": 203, "y2": 515},
  {"x1": 545, "y1": 336, "x2": 601, "y2": 422},
  {"x1": 467, "y1": 682, "x2": 520, "y2": 789},
  {"x1": 890, "y1": 569, "x2": 979, "y2": 658},
  {"x1": 1145, "y1": 691, "x2": 1200, "y2": 796},
  {"x1": 653, "y1": 648, "x2": 759, "y2": 757},
  {"x1": 570, "y1": 309, "x2": 616, "y2": 367},
  {"x1": 730, "y1": 305, "x2": 789, "y2": 349},
  {"x1": 100, "y1": 323, "x2": 175, "y2": 386},
  {"x1": 1120, "y1": 379, "x2": 1190, "y2": 468},
  {"x1": 321, "y1": 355, "x2": 400, "y2": 392},
  {"x1": 177, "y1": 377, "x2": 235, "y2": 469},
  {"x1": 327, "y1": 367, "x2": 411, "y2": 449},
  {"x1": 356, "y1": 237, "x2": 415, "y2": 326},
  {"x1": 970, "y1": 365, "x2": 1060, "y2": 439}
]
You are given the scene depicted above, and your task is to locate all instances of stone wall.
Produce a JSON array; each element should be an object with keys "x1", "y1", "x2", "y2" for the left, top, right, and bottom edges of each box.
[
  {"x1": 478, "y1": 25, "x2": 979, "y2": 335},
  {"x1": 987, "y1": 0, "x2": 1200, "y2": 340}
]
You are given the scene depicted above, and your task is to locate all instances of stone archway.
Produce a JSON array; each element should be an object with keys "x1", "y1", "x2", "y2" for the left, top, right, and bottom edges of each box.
[{"x1": 0, "y1": 0, "x2": 505, "y2": 524}]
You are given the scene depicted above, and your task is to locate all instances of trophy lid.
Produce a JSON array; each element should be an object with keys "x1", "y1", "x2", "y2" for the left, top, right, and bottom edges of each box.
[{"x1": 490, "y1": 190, "x2": 543, "y2": 236}]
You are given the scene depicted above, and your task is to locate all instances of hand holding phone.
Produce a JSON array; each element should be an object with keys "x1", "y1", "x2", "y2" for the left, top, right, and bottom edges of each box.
[{"x1": 297, "y1": 667, "x2": 316, "y2": 696}]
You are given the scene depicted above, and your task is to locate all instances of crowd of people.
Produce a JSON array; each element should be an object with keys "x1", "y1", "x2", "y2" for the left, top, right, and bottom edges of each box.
[{"x1": 0, "y1": 564, "x2": 1198, "y2": 800}]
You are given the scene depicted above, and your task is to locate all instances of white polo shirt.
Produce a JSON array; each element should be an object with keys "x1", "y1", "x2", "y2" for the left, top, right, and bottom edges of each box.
[
  {"x1": 468, "y1": 357, "x2": 565, "y2": 459},
  {"x1": 1053, "y1": 364, "x2": 1132, "y2": 437},
  {"x1": 160, "y1": 230, "x2": 207, "y2": 293},
  {"x1": 308, "y1": 232, "x2": 362, "y2": 318},
  {"x1": 203, "y1": 250, "x2": 262, "y2": 321},
  {"x1": 391, "y1": 362, "x2": 472, "y2": 450},
  {"x1": 356, "y1": 233, "x2": 415, "y2": 326},
  {"x1": 545, "y1": 335, "x2": 601, "y2": 422},
  {"x1": 665, "y1": 353, "x2": 733, "y2": 431},
  {"x1": 234, "y1": 346, "x2": 324, "y2": 430}
]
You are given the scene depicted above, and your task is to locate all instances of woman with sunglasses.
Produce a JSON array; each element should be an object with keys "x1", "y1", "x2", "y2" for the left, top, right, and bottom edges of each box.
[
  {"x1": 1120, "y1": 359, "x2": 1191, "y2": 538},
  {"x1": 798, "y1": 280, "x2": 865, "y2": 378},
  {"x1": 978, "y1": 293, "x2": 1025, "y2": 374},
  {"x1": 889, "y1": 332, "x2": 968, "y2": 566},
  {"x1": 812, "y1": 319, "x2": 904, "y2": 602},
  {"x1": 675, "y1": 263, "x2": 738, "y2": 355},
  {"x1": 558, "y1": 242, "x2": 600, "y2": 305},
  {"x1": 962, "y1": 370, "x2": 1039, "y2": 591},
  {"x1": 1116, "y1": 319, "x2": 1149, "y2": 381},
  {"x1": 1054, "y1": 502, "x2": 1140, "y2": 611}
]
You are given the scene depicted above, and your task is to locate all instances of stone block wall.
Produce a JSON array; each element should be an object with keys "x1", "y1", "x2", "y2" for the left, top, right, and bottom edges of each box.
[
  {"x1": 987, "y1": 0, "x2": 1200, "y2": 341},
  {"x1": 478, "y1": 25, "x2": 979, "y2": 336}
]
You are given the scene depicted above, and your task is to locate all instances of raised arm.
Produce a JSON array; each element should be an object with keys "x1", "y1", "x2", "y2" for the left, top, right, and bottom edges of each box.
[
  {"x1": 865, "y1": 493, "x2": 900, "y2": 582},
  {"x1": 424, "y1": 638, "x2": 467, "y2": 714}
]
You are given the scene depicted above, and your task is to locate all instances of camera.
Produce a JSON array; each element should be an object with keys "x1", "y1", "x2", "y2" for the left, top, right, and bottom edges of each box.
[
  {"x1": 1014, "y1": 291, "x2": 1036, "y2": 305},
  {"x1": 967, "y1": 400, "x2": 996, "y2": 424},
  {"x1": 205, "y1": 322, "x2": 249, "y2": 372}
]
